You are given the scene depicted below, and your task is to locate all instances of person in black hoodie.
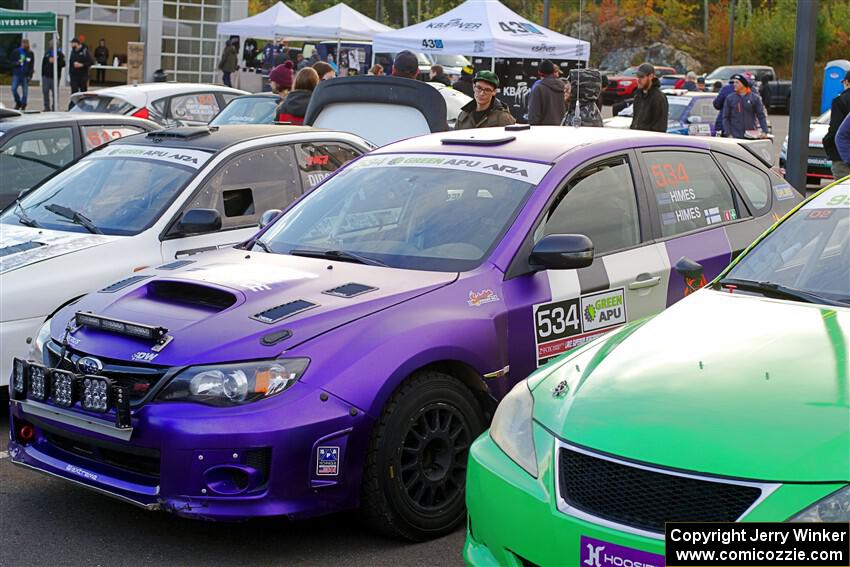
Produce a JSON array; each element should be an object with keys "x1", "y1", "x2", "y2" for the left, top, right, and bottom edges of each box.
[
  {"x1": 277, "y1": 67, "x2": 319, "y2": 124},
  {"x1": 630, "y1": 62, "x2": 668, "y2": 132},
  {"x1": 68, "y1": 37, "x2": 94, "y2": 101},
  {"x1": 94, "y1": 39, "x2": 109, "y2": 83},
  {"x1": 527, "y1": 59, "x2": 565, "y2": 125},
  {"x1": 823, "y1": 71, "x2": 850, "y2": 180},
  {"x1": 429, "y1": 64, "x2": 452, "y2": 86}
]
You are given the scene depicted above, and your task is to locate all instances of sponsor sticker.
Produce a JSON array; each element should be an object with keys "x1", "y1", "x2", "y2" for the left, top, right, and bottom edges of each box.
[
  {"x1": 131, "y1": 351, "x2": 159, "y2": 362},
  {"x1": 467, "y1": 289, "x2": 500, "y2": 307},
  {"x1": 773, "y1": 183, "x2": 796, "y2": 201},
  {"x1": 806, "y1": 208, "x2": 834, "y2": 220},
  {"x1": 316, "y1": 446, "x2": 339, "y2": 476},
  {"x1": 533, "y1": 288, "x2": 627, "y2": 365},
  {"x1": 65, "y1": 464, "x2": 98, "y2": 482},
  {"x1": 86, "y1": 144, "x2": 212, "y2": 169},
  {"x1": 421, "y1": 39, "x2": 444, "y2": 49},
  {"x1": 349, "y1": 153, "x2": 550, "y2": 184},
  {"x1": 426, "y1": 18, "x2": 481, "y2": 31},
  {"x1": 580, "y1": 536, "x2": 665, "y2": 567}
]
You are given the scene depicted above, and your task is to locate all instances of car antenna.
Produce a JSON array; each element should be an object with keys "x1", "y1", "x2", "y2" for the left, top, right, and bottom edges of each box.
[{"x1": 571, "y1": 0, "x2": 584, "y2": 128}]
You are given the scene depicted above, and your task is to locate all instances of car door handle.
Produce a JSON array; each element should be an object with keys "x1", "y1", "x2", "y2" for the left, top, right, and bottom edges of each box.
[{"x1": 628, "y1": 276, "x2": 661, "y2": 290}]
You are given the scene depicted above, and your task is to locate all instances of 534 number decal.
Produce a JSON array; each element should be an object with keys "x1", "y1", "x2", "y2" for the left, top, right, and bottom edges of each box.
[{"x1": 535, "y1": 298, "x2": 581, "y2": 342}]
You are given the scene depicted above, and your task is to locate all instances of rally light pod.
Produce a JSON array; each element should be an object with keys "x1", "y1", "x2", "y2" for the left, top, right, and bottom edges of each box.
[
  {"x1": 11, "y1": 357, "x2": 27, "y2": 400},
  {"x1": 27, "y1": 363, "x2": 49, "y2": 402},
  {"x1": 50, "y1": 369, "x2": 77, "y2": 408},
  {"x1": 81, "y1": 375, "x2": 114, "y2": 413}
]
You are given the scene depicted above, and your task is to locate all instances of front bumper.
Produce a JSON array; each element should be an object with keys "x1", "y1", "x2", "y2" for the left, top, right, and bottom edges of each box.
[
  {"x1": 9, "y1": 380, "x2": 372, "y2": 521},
  {"x1": 464, "y1": 425, "x2": 845, "y2": 566}
]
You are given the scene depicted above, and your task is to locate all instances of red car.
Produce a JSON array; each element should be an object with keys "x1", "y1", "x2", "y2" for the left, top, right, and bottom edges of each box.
[{"x1": 602, "y1": 65, "x2": 677, "y2": 105}]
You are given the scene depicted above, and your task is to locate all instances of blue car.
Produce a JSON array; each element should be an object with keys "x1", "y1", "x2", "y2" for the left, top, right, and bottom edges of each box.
[{"x1": 604, "y1": 90, "x2": 720, "y2": 136}]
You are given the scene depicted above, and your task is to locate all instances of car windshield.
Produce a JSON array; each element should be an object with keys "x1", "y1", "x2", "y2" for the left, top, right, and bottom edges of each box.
[
  {"x1": 0, "y1": 144, "x2": 207, "y2": 236},
  {"x1": 724, "y1": 184, "x2": 850, "y2": 305},
  {"x1": 433, "y1": 54, "x2": 471, "y2": 68},
  {"x1": 69, "y1": 95, "x2": 134, "y2": 114},
  {"x1": 210, "y1": 96, "x2": 278, "y2": 125},
  {"x1": 258, "y1": 153, "x2": 548, "y2": 272},
  {"x1": 667, "y1": 97, "x2": 690, "y2": 122}
]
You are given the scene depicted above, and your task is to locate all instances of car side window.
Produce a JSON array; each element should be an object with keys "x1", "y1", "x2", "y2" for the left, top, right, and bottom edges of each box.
[
  {"x1": 717, "y1": 155, "x2": 771, "y2": 213},
  {"x1": 537, "y1": 156, "x2": 641, "y2": 255},
  {"x1": 82, "y1": 125, "x2": 146, "y2": 151},
  {"x1": 644, "y1": 151, "x2": 739, "y2": 238},
  {"x1": 169, "y1": 93, "x2": 220, "y2": 123},
  {"x1": 293, "y1": 142, "x2": 362, "y2": 190},
  {"x1": 0, "y1": 127, "x2": 75, "y2": 200},
  {"x1": 188, "y1": 146, "x2": 301, "y2": 230}
]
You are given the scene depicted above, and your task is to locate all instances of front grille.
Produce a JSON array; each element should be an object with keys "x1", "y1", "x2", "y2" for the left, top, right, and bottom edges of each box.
[
  {"x1": 558, "y1": 448, "x2": 762, "y2": 534},
  {"x1": 45, "y1": 341, "x2": 170, "y2": 404},
  {"x1": 40, "y1": 425, "x2": 160, "y2": 481}
]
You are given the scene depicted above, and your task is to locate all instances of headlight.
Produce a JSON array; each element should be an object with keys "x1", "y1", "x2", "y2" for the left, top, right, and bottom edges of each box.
[
  {"x1": 489, "y1": 379, "x2": 538, "y2": 477},
  {"x1": 29, "y1": 318, "x2": 52, "y2": 362},
  {"x1": 618, "y1": 80, "x2": 632, "y2": 87},
  {"x1": 790, "y1": 485, "x2": 850, "y2": 522},
  {"x1": 157, "y1": 359, "x2": 309, "y2": 407}
]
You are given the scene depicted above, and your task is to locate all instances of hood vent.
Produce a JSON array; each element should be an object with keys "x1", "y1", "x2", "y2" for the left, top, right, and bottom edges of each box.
[
  {"x1": 147, "y1": 280, "x2": 237, "y2": 311},
  {"x1": 252, "y1": 299, "x2": 317, "y2": 324},
  {"x1": 157, "y1": 259, "x2": 196, "y2": 270},
  {"x1": 323, "y1": 283, "x2": 377, "y2": 298},
  {"x1": 100, "y1": 275, "x2": 151, "y2": 293},
  {"x1": 0, "y1": 241, "x2": 45, "y2": 257}
]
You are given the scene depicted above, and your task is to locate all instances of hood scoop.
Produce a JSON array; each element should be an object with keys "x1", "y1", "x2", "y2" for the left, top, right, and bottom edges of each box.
[
  {"x1": 100, "y1": 275, "x2": 151, "y2": 293},
  {"x1": 146, "y1": 280, "x2": 237, "y2": 311},
  {"x1": 158, "y1": 259, "x2": 196, "y2": 270},
  {"x1": 252, "y1": 299, "x2": 317, "y2": 324},
  {"x1": 323, "y1": 282, "x2": 377, "y2": 298},
  {"x1": 0, "y1": 241, "x2": 45, "y2": 257}
]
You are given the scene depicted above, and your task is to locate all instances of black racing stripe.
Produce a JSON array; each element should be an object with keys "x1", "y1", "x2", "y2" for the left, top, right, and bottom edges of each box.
[{"x1": 577, "y1": 258, "x2": 609, "y2": 295}]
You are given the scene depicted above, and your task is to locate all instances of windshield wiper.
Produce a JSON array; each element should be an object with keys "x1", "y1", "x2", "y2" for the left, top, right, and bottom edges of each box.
[
  {"x1": 718, "y1": 277, "x2": 845, "y2": 307},
  {"x1": 13, "y1": 199, "x2": 40, "y2": 228},
  {"x1": 289, "y1": 248, "x2": 387, "y2": 267},
  {"x1": 44, "y1": 204, "x2": 102, "y2": 234}
]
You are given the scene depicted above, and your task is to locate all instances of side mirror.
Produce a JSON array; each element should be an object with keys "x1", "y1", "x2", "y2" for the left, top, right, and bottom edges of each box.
[
  {"x1": 179, "y1": 208, "x2": 221, "y2": 235},
  {"x1": 259, "y1": 209, "x2": 282, "y2": 229},
  {"x1": 687, "y1": 115, "x2": 702, "y2": 124},
  {"x1": 675, "y1": 256, "x2": 706, "y2": 296},
  {"x1": 530, "y1": 234, "x2": 594, "y2": 270}
]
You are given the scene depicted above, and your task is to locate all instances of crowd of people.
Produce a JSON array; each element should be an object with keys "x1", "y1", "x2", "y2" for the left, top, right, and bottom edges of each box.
[{"x1": 9, "y1": 36, "x2": 97, "y2": 111}]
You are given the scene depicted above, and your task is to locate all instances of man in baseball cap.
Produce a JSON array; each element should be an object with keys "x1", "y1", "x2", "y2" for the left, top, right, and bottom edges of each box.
[
  {"x1": 528, "y1": 59, "x2": 565, "y2": 125},
  {"x1": 392, "y1": 50, "x2": 420, "y2": 79},
  {"x1": 455, "y1": 70, "x2": 516, "y2": 130},
  {"x1": 630, "y1": 62, "x2": 668, "y2": 132}
]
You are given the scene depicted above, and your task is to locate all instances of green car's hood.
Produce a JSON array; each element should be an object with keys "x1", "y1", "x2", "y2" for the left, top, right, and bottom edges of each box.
[{"x1": 534, "y1": 289, "x2": 850, "y2": 482}]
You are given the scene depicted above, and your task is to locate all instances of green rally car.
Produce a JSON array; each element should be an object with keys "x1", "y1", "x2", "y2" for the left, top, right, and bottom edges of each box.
[{"x1": 465, "y1": 180, "x2": 850, "y2": 567}]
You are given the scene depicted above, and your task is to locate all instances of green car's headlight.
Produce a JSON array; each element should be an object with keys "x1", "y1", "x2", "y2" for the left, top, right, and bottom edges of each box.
[
  {"x1": 489, "y1": 379, "x2": 538, "y2": 478},
  {"x1": 790, "y1": 485, "x2": 850, "y2": 522},
  {"x1": 157, "y1": 359, "x2": 309, "y2": 407}
]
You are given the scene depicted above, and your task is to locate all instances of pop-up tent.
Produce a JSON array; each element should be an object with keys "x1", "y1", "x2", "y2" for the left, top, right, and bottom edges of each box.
[
  {"x1": 274, "y1": 3, "x2": 393, "y2": 41},
  {"x1": 217, "y1": 1, "x2": 302, "y2": 39},
  {"x1": 373, "y1": 0, "x2": 589, "y2": 61},
  {"x1": 0, "y1": 7, "x2": 59, "y2": 109}
]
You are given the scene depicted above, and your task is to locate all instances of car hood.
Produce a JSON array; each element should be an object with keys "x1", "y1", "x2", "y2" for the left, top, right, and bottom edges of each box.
[
  {"x1": 52, "y1": 247, "x2": 457, "y2": 366},
  {"x1": 533, "y1": 290, "x2": 850, "y2": 482},
  {"x1": 0, "y1": 225, "x2": 117, "y2": 275}
]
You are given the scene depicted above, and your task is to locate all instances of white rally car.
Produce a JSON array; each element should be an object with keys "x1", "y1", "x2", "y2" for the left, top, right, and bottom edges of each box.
[{"x1": 0, "y1": 125, "x2": 373, "y2": 389}]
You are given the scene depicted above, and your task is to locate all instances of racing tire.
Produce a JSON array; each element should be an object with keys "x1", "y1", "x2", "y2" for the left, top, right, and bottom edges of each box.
[{"x1": 361, "y1": 370, "x2": 486, "y2": 541}]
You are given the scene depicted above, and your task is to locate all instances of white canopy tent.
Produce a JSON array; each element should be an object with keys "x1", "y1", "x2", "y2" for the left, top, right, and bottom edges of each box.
[
  {"x1": 274, "y1": 3, "x2": 393, "y2": 41},
  {"x1": 216, "y1": 1, "x2": 302, "y2": 39},
  {"x1": 373, "y1": 0, "x2": 590, "y2": 62}
]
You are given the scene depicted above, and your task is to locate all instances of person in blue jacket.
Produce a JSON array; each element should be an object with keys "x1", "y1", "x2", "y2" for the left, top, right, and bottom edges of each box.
[
  {"x1": 712, "y1": 79, "x2": 735, "y2": 136},
  {"x1": 10, "y1": 39, "x2": 34, "y2": 110},
  {"x1": 834, "y1": 111, "x2": 850, "y2": 179}
]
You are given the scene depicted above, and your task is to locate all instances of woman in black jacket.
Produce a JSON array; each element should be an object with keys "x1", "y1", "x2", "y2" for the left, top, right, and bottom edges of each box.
[{"x1": 276, "y1": 67, "x2": 319, "y2": 124}]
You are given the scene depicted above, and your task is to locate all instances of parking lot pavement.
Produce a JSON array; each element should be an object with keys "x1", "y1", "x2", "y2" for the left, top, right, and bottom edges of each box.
[{"x1": 0, "y1": 413, "x2": 466, "y2": 567}]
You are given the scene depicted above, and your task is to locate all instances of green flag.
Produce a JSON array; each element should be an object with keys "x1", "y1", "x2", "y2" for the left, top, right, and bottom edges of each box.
[{"x1": 0, "y1": 8, "x2": 56, "y2": 32}]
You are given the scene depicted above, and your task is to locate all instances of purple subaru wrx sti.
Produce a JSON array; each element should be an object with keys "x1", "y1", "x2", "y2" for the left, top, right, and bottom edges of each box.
[{"x1": 8, "y1": 126, "x2": 800, "y2": 540}]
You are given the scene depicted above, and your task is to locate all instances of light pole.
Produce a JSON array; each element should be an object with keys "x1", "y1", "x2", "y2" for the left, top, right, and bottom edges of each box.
[
  {"x1": 727, "y1": 0, "x2": 736, "y2": 65},
  {"x1": 785, "y1": 0, "x2": 819, "y2": 193}
]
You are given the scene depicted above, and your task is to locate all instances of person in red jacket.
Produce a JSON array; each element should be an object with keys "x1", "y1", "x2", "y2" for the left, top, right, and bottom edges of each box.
[{"x1": 277, "y1": 67, "x2": 319, "y2": 124}]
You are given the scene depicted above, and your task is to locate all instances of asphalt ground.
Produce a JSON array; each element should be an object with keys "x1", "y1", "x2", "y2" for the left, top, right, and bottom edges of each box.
[{"x1": 0, "y1": 412, "x2": 466, "y2": 567}]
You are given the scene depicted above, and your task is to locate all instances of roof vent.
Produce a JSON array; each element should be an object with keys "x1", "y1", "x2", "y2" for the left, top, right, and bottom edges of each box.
[
  {"x1": 441, "y1": 134, "x2": 516, "y2": 146},
  {"x1": 252, "y1": 300, "x2": 317, "y2": 324},
  {"x1": 323, "y1": 283, "x2": 377, "y2": 298},
  {"x1": 100, "y1": 275, "x2": 151, "y2": 293},
  {"x1": 157, "y1": 259, "x2": 195, "y2": 270},
  {"x1": 505, "y1": 124, "x2": 531, "y2": 131},
  {"x1": 146, "y1": 127, "x2": 211, "y2": 140}
]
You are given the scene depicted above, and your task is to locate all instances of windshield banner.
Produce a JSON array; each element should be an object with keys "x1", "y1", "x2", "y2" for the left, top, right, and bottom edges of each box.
[
  {"x1": 349, "y1": 153, "x2": 551, "y2": 184},
  {"x1": 805, "y1": 186, "x2": 850, "y2": 209},
  {"x1": 87, "y1": 145, "x2": 213, "y2": 169}
]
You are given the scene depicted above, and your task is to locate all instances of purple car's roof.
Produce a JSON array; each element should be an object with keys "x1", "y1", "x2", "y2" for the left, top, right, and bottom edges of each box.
[{"x1": 375, "y1": 125, "x2": 704, "y2": 163}]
